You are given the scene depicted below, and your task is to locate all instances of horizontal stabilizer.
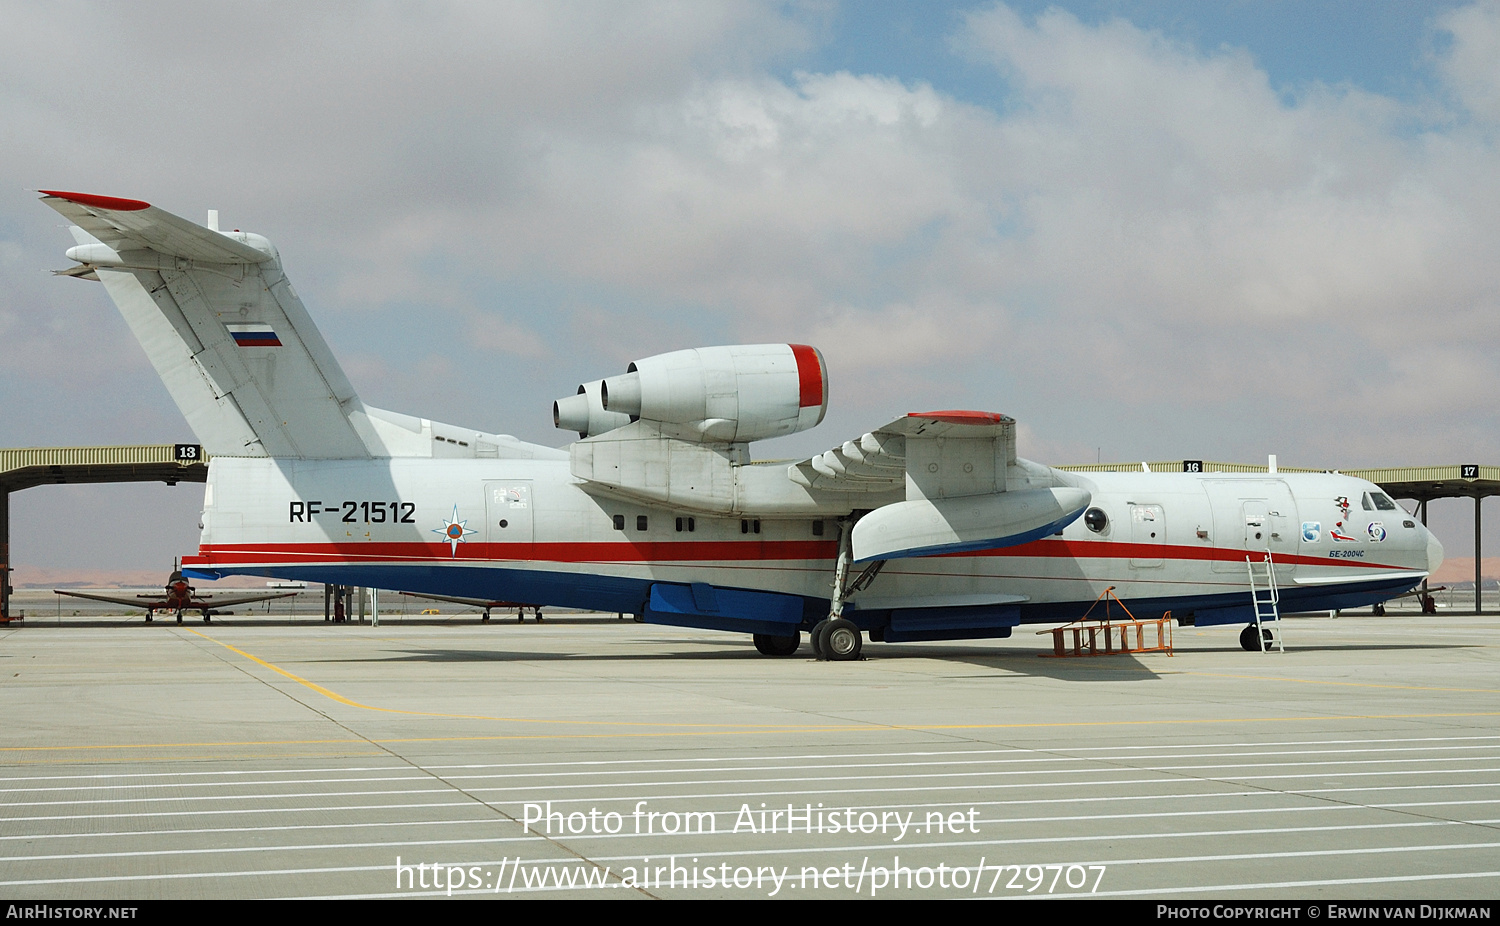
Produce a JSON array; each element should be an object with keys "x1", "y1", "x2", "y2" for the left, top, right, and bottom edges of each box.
[
  {"x1": 851, "y1": 487, "x2": 1090, "y2": 562},
  {"x1": 40, "y1": 191, "x2": 273, "y2": 264},
  {"x1": 41, "y1": 190, "x2": 371, "y2": 458}
]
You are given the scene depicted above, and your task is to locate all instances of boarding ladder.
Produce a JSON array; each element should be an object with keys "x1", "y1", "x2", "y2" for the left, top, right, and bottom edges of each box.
[{"x1": 1246, "y1": 553, "x2": 1284, "y2": 653}]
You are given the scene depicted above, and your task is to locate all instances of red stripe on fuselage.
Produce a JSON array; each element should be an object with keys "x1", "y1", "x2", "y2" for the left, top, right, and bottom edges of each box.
[{"x1": 183, "y1": 536, "x2": 1412, "y2": 571}]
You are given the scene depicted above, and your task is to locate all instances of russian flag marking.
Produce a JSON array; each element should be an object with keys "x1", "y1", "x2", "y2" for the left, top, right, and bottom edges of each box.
[{"x1": 226, "y1": 324, "x2": 282, "y2": 347}]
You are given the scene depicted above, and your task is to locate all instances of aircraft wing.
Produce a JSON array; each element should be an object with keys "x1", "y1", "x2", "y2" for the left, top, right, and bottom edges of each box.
[
  {"x1": 787, "y1": 411, "x2": 1089, "y2": 561},
  {"x1": 197, "y1": 592, "x2": 299, "y2": 609},
  {"x1": 54, "y1": 589, "x2": 297, "y2": 610},
  {"x1": 54, "y1": 589, "x2": 170, "y2": 609},
  {"x1": 788, "y1": 411, "x2": 1016, "y2": 493},
  {"x1": 399, "y1": 591, "x2": 529, "y2": 608}
]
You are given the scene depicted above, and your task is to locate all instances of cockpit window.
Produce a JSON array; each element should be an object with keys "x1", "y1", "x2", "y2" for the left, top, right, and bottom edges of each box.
[
  {"x1": 1371, "y1": 492, "x2": 1398, "y2": 511},
  {"x1": 1361, "y1": 493, "x2": 1374, "y2": 511}
]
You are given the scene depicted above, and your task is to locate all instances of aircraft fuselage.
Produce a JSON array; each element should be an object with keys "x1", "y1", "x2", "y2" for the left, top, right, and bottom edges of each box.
[{"x1": 185, "y1": 458, "x2": 1439, "y2": 633}]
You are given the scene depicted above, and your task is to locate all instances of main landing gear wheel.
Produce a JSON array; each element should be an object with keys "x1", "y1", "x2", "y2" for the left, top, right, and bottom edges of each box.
[
  {"x1": 203, "y1": 613, "x2": 211, "y2": 622},
  {"x1": 1239, "y1": 625, "x2": 1273, "y2": 652},
  {"x1": 822, "y1": 619, "x2": 863, "y2": 661},
  {"x1": 175, "y1": 610, "x2": 184, "y2": 624},
  {"x1": 810, "y1": 620, "x2": 831, "y2": 659},
  {"x1": 753, "y1": 632, "x2": 801, "y2": 657}
]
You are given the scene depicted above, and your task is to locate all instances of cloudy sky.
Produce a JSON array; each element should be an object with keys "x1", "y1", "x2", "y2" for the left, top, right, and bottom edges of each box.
[{"x1": 3, "y1": 1, "x2": 1498, "y2": 579}]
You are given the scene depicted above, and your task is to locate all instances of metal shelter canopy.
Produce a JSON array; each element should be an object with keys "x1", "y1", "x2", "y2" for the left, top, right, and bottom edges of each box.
[
  {"x1": 1058, "y1": 461, "x2": 1500, "y2": 494},
  {"x1": 1060, "y1": 461, "x2": 1500, "y2": 614},
  {"x1": 0, "y1": 444, "x2": 207, "y2": 620}
]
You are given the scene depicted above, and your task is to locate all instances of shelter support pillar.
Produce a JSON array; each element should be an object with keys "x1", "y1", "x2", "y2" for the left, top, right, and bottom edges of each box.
[
  {"x1": 1, "y1": 489, "x2": 9, "y2": 621},
  {"x1": 1477, "y1": 497, "x2": 1484, "y2": 615}
]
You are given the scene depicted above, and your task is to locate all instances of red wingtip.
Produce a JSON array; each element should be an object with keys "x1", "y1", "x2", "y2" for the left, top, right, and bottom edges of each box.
[
  {"x1": 39, "y1": 190, "x2": 151, "y2": 211},
  {"x1": 908, "y1": 410, "x2": 1008, "y2": 425}
]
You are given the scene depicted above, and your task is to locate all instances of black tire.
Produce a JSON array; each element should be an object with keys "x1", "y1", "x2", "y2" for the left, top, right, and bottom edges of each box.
[
  {"x1": 175, "y1": 611, "x2": 183, "y2": 624},
  {"x1": 810, "y1": 620, "x2": 831, "y2": 659},
  {"x1": 753, "y1": 632, "x2": 801, "y2": 657},
  {"x1": 1239, "y1": 625, "x2": 1272, "y2": 652},
  {"x1": 203, "y1": 614, "x2": 211, "y2": 622},
  {"x1": 824, "y1": 619, "x2": 863, "y2": 661}
]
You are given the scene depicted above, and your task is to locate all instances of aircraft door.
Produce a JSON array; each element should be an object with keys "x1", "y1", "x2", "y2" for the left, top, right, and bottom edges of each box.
[
  {"x1": 1264, "y1": 488, "x2": 1298, "y2": 577},
  {"x1": 1129, "y1": 504, "x2": 1165, "y2": 567},
  {"x1": 1243, "y1": 500, "x2": 1269, "y2": 550},
  {"x1": 1205, "y1": 481, "x2": 1297, "y2": 577},
  {"x1": 485, "y1": 481, "x2": 534, "y2": 560}
]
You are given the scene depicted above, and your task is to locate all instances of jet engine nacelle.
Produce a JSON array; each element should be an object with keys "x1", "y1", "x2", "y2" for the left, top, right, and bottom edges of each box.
[
  {"x1": 596, "y1": 344, "x2": 828, "y2": 443},
  {"x1": 553, "y1": 381, "x2": 633, "y2": 438}
]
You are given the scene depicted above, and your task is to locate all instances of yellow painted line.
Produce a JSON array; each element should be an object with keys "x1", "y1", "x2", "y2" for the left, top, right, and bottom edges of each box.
[
  {"x1": 1186, "y1": 671, "x2": 1500, "y2": 694},
  {"x1": 185, "y1": 629, "x2": 870, "y2": 729},
  {"x1": 7, "y1": 630, "x2": 1498, "y2": 756}
]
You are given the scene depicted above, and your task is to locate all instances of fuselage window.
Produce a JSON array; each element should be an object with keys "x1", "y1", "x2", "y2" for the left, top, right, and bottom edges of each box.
[
  {"x1": 636, "y1": 515, "x2": 649, "y2": 531},
  {"x1": 612, "y1": 515, "x2": 625, "y2": 531}
]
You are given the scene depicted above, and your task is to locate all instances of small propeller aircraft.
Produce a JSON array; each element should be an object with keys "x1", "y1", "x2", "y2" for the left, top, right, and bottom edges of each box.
[
  {"x1": 54, "y1": 561, "x2": 297, "y2": 623},
  {"x1": 38, "y1": 190, "x2": 1444, "y2": 658}
]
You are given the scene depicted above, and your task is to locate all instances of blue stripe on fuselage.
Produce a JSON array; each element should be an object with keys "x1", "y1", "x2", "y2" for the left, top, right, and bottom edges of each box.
[{"x1": 194, "y1": 562, "x2": 1422, "y2": 633}]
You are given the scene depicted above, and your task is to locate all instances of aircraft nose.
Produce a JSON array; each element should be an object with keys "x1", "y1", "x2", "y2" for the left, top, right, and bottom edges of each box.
[{"x1": 1426, "y1": 528, "x2": 1445, "y2": 575}]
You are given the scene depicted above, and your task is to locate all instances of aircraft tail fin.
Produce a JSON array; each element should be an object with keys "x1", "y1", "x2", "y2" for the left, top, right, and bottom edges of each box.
[{"x1": 41, "y1": 191, "x2": 374, "y2": 459}]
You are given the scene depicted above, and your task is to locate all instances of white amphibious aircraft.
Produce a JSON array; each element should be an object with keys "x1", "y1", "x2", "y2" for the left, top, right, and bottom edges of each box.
[{"x1": 41, "y1": 190, "x2": 1443, "y2": 659}]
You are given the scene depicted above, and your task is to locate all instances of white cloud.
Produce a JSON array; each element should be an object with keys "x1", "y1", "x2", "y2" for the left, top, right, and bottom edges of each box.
[
  {"x1": 6, "y1": 2, "x2": 1500, "y2": 572},
  {"x1": 1435, "y1": 0, "x2": 1500, "y2": 124}
]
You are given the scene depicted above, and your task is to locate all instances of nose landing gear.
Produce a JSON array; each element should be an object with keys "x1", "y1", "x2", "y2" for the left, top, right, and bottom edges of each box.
[{"x1": 1239, "y1": 624, "x2": 1274, "y2": 652}]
